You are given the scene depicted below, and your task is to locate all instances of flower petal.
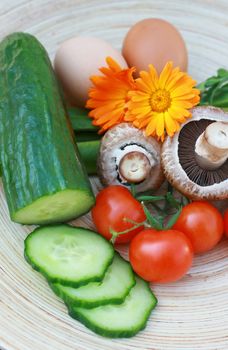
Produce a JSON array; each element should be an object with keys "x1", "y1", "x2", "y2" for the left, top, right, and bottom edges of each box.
[
  {"x1": 106, "y1": 56, "x2": 122, "y2": 72},
  {"x1": 135, "y1": 75, "x2": 154, "y2": 93},
  {"x1": 164, "y1": 111, "x2": 178, "y2": 136},
  {"x1": 148, "y1": 65, "x2": 159, "y2": 89},
  {"x1": 86, "y1": 57, "x2": 137, "y2": 132},
  {"x1": 155, "y1": 113, "x2": 165, "y2": 137},
  {"x1": 158, "y1": 62, "x2": 173, "y2": 89}
]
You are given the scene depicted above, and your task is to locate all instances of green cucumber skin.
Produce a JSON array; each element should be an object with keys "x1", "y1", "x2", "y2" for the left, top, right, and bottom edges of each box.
[
  {"x1": 75, "y1": 132, "x2": 101, "y2": 142},
  {"x1": 68, "y1": 107, "x2": 99, "y2": 132},
  {"x1": 24, "y1": 224, "x2": 114, "y2": 287},
  {"x1": 50, "y1": 279, "x2": 135, "y2": 310},
  {"x1": 49, "y1": 252, "x2": 136, "y2": 309},
  {"x1": 77, "y1": 140, "x2": 100, "y2": 175},
  {"x1": 68, "y1": 279, "x2": 157, "y2": 338},
  {"x1": 0, "y1": 32, "x2": 94, "y2": 223}
]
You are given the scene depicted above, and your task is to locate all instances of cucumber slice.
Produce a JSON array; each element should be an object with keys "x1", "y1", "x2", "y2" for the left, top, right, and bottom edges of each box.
[
  {"x1": 50, "y1": 253, "x2": 135, "y2": 308},
  {"x1": 68, "y1": 276, "x2": 157, "y2": 338},
  {"x1": 24, "y1": 225, "x2": 114, "y2": 287}
]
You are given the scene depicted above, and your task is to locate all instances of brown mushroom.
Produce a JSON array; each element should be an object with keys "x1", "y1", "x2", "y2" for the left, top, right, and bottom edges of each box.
[
  {"x1": 161, "y1": 106, "x2": 228, "y2": 200},
  {"x1": 98, "y1": 123, "x2": 164, "y2": 192}
]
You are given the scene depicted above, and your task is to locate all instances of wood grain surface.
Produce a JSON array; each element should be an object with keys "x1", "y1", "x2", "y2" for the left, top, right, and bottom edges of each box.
[{"x1": 0, "y1": 1, "x2": 228, "y2": 349}]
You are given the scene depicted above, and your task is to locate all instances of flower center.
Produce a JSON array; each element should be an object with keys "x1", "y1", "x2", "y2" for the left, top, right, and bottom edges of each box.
[{"x1": 150, "y1": 89, "x2": 171, "y2": 112}]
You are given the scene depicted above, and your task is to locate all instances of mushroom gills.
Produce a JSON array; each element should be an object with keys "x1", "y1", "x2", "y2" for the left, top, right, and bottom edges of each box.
[{"x1": 178, "y1": 119, "x2": 228, "y2": 186}]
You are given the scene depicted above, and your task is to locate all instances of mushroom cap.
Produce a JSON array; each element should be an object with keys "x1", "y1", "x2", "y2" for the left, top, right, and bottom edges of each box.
[
  {"x1": 98, "y1": 123, "x2": 164, "y2": 192},
  {"x1": 162, "y1": 106, "x2": 228, "y2": 200}
]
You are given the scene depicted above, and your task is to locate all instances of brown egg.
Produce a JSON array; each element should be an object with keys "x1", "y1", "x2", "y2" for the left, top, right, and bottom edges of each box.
[
  {"x1": 122, "y1": 18, "x2": 188, "y2": 75},
  {"x1": 55, "y1": 37, "x2": 128, "y2": 107}
]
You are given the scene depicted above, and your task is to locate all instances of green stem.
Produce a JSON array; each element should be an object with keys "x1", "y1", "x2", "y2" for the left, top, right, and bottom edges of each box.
[
  {"x1": 165, "y1": 206, "x2": 182, "y2": 229},
  {"x1": 130, "y1": 184, "x2": 136, "y2": 198},
  {"x1": 141, "y1": 202, "x2": 163, "y2": 230},
  {"x1": 136, "y1": 195, "x2": 165, "y2": 202},
  {"x1": 181, "y1": 196, "x2": 191, "y2": 206},
  {"x1": 123, "y1": 217, "x2": 143, "y2": 225},
  {"x1": 165, "y1": 192, "x2": 181, "y2": 209},
  {"x1": 167, "y1": 182, "x2": 173, "y2": 194},
  {"x1": 109, "y1": 221, "x2": 145, "y2": 244}
]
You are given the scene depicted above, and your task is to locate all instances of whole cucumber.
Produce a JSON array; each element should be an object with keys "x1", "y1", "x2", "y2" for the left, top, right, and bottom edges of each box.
[
  {"x1": 0, "y1": 32, "x2": 95, "y2": 225},
  {"x1": 75, "y1": 132, "x2": 101, "y2": 142},
  {"x1": 77, "y1": 140, "x2": 100, "y2": 175},
  {"x1": 68, "y1": 107, "x2": 99, "y2": 133}
]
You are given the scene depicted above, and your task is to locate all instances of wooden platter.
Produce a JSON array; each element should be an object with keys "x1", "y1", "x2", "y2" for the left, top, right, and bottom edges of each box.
[{"x1": 0, "y1": 1, "x2": 228, "y2": 349}]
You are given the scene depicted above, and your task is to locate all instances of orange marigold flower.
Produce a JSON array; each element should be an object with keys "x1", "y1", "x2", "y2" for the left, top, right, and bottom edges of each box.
[
  {"x1": 86, "y1": 57, "x2": 136, "y2": 133},
  {"x1": 125, "y1": 62, "x2": 200, "y2": 141}
]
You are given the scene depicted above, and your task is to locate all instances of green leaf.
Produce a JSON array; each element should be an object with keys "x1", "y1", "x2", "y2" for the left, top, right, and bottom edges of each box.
[
  {"x1": 210, "y1": 79, "x2": 228, "y2": 107},
  {"x1": 217, "y1": 68, "x2": 228, "y2": 77},
  {"x1": 198, "y1": 68, "x2": 228, "y2": 109},
  {"x1": 197, "y1": 81, "x2": 206, "y2": 91}
]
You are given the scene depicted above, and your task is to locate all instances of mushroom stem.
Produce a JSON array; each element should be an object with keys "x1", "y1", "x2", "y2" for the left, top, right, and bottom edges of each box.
[
  {"x1": 195, "y1": 121, "x2": 228, "y2": 170},
  {"x1": 119, "y1": 151, "x2": 152, "y2": 183}
]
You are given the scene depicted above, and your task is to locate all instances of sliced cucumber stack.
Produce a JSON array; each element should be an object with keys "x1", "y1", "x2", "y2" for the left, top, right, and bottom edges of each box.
[
  {"x1": 50, "y1": 253, "x2": 135, "y2": 308},
  {"x1": 68, "y1": 277, "x2": 157, "y2": 338},
  {"x1": 25, "y1": 225, "x2": 114, "y2": 287},
  {"x1": 25, "y1": 225, "x2": 157, "y2": 338}
]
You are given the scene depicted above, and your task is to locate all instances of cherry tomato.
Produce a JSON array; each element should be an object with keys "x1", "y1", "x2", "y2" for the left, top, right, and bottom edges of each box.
[
  {"x1": 173, "y1": 201, "x2": 224, "y2": 254},
  {"x1": 129, "y1": 229, "x2": 193, "y2": 283},
  {"x1": 91, "y1": 185, "x2": 146, "y2": 244},
  {"x1": 224, "y1": 209, "x2": 228, "y2": 237}
]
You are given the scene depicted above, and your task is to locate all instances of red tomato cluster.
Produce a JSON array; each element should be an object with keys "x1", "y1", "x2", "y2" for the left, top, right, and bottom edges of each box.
[{"x1": 92, "y1": 185, "x2": 226, "y2": 284}]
